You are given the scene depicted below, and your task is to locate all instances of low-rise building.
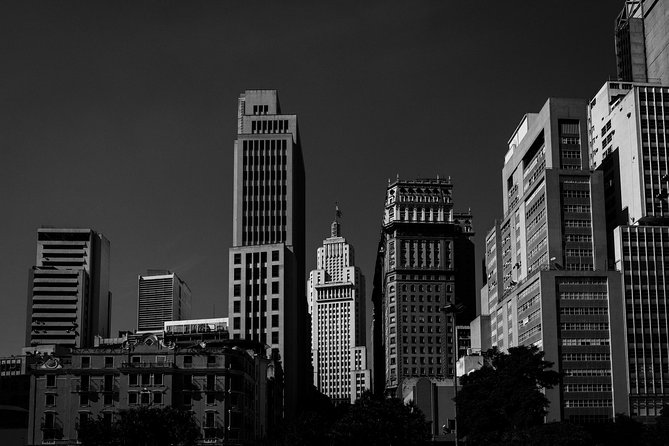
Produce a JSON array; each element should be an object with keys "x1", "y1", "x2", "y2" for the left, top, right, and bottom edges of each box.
[{"x1": 26, "y1": 328, "x2": 282, "y2": 445}]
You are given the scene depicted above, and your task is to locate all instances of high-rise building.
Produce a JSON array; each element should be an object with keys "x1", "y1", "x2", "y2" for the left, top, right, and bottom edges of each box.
[
  {"x1": 615, "y1": 0, "x2": 669, "y2": 85},
  {"x1": 481, "y1": 98, "x2": 628, "y2": 423},
  {"x1": 227, "y1": 90, "x2": 307, "y2": 416},
  {"x1": 307, "y1": 214, "x2": 369, "y2": 404},
  {"x1": 25, "y1": 228, "x2": 111, "y2": 348},
  {"x1": 137, "y1": 270, "x2": 192, "y2": 333},
  {"x1": 588, "y1": 80, "x2": 669, "y2": 419},
  {"x1": 371, "y1": 178, "x2": 476, "y2": 397}
]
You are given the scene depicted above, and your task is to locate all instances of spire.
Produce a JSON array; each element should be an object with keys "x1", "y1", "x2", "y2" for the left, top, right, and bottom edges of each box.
[{"x1": 331, "y1": 203, "x2": 342, "y2": 237}]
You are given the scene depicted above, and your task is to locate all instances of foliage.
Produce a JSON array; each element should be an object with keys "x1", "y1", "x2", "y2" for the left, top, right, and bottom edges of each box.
[
  {"x1": 496, "y1": 422, "x2": 593, "y2": 446},
  {"x1": 280, "y1": 391, "x2": 429, "y2": 446},
  {"x1": 329, "y1": 392, "x2": 429, "y2": 446},
  {"x1": 78, "y1": 406, "x2": 199, "y2": 446},
  {"x1": 455, "y1": 346, "x2": 561, "y2": 444}
]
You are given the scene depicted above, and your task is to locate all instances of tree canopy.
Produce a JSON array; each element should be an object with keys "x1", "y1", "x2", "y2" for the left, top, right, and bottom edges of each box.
[
  {"x1": 281, "y1": 391, "x2": 429, "y2": 446},
  {"x1": 78, "y1": 406, "x2": 199, "y2": 446},
  {"x1": 455, "y1": 346, "x2": 561, "y2": 444}
]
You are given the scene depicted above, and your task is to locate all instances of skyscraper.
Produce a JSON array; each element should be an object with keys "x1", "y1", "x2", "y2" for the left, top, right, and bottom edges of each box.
[
  {"x1": 372, "y1": 178, "x2": 476, "y2": 397},
  {"x1": 137, "y1": 270, "x2": 192, "y2": 333},
  {"x1": 481, "y1": 98, "x2": 628, "y2": 423},
  {"x1": 615, "y1": 0, "x2": 669, "y2": 85},
  {"x1": 26, "y1": 228, "x2": 111, "y2": 348},
  {"x1": 588, "y1": 80, "x2": 669, "y2": 419},
  {"x1": 307, "y1": 212, "x2": 369, "y2": 404},
  {"x1": 227, "y1": 90, "x2": 306, "y2": 416}
]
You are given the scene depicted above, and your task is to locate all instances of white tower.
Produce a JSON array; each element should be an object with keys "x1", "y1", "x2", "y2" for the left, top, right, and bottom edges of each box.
[{"x1": 308, "y1": 207, "x2": 369, "y2": 404}]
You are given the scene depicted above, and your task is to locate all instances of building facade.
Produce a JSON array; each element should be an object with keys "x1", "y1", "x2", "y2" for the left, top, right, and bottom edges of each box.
[
  {"x1": 227, "y1": 90, "x2": 307, "y2": 416},
  {"x1": 588, "y1": 80, "x2": 669, "y2": 419},
  {"x1": 615, "y1": 0, "x2": 669, "y2": 85},
  {"x1": 371, "y1": 178, "x2": 476, "y2": 397},
  {"x1": 26, "y1": 228, "x2": 111, "y2": 348},
  {"x1": 481, "y1": 98, "x2": 628, "y2": 423},
  {"x1": 137, "y1": 270, "x2": 192, "y2": 333},
  {"x1": 26, "y1": 331, "x2": 281, "y2": 446},
  {"x1": 307, "y1": 217, "x2": 368, "y2": 404}
]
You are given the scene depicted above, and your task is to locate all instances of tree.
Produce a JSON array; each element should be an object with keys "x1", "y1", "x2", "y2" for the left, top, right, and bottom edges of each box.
[
  {"x1": 79, "y1": 406, "x2": 200, "y2": 446},
  {"x1": 455, "y1": 346, "x2": 561, "y2": 444},
  {"x1": 329, "y1": 391, "x2": 429, "y2": 446}
]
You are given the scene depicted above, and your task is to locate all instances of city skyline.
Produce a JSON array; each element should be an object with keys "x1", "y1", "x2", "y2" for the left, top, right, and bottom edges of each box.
[{"x1": 0, "y1": 1, "x2": 626, "y2": 356}]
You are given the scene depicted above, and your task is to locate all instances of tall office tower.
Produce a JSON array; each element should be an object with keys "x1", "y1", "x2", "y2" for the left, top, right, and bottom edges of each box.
[
  {"x1": 588, "y1": 81, "x2": 669, "y2": 419},
  {"x1": 615, "y1": 0, "x2": 669, "y2": 85},
  {"x1": 137, "y1": 270, "x2": 192, "y2": 333},
  {"x1": 25, "y1": 228, "x2": 111, "y2": 348},
  {"x1": 481, "y1": 98, "x2": 628, "y2": 424},
  {"x1": 228, "y1": 90, "x2": 306, "y2": 416},
  {"x1": 371, "y1": 178, "x2": 476, "y2": 397},
  {"x1": 307, "y1": 215, "x2": 368, "y2": 404}
]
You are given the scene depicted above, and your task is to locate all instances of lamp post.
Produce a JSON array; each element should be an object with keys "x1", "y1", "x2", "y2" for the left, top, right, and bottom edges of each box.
[{"x1": 442, "y1": 303, "x2": 463, "y2": 446}]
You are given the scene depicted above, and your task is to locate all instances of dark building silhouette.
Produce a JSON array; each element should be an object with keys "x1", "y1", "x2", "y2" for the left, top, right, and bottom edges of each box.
[
  {"x1": 371, "y1": 178, "x2": 475, "y2": 397},
  {"x1": 26, "y1": 228, "x2": 111, "y2": 348}
]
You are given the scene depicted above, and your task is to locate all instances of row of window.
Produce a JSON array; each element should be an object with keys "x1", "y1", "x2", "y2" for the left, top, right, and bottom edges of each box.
[
  {"x1": 564, "y1": 384, "x2": 612, "y2": 392},
  {"x1": 562, "y1": 353, "x2": 610, "y2": 361}
]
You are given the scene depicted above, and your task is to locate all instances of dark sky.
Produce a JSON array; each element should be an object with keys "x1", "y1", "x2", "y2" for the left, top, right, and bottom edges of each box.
[{"x1": 0, "y1": 1, "x2": 624, "y2": 356}]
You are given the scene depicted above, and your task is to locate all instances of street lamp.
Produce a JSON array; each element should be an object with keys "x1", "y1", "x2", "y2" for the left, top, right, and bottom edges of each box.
[{"x1": 442, "y1": 303, "x2": 464, "y2": 446}]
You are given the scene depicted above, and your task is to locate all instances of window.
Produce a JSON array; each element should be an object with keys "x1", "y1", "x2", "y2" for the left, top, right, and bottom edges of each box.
[
  {"x1": 104, "y1": 375, "x2": 113, "y2": 391},
  {"x1": 129, "y1": 374, "x2": 138, "y2": 386},
  {"x1": 271, "y1": 331, "x2": 279, "y2": 344},
  {"x1": 104, "y1": 393, "x2": 113, "y2": 406},
  {"x1": 46, "y1": 374, "x2": 56, "y2": 388},
  {"x1": 46, "y1": 393, "x2": 56, "y2": 406},
  {"x1": 272, "y1": 315, "x2": 279, "y2": 327},
  {"x1": 272, "y1": 298, "x2": 279, "y2": 311},
  {"x1": 233, "y1": 300, "x2": 241, "y2": 312},
  {"x1": 272, "y1": 265, "x2": 279, "y2": 277},
  {"x1": 233, "y1": 285, "x2": 241, "y2": 297},
  {"x1": 233, "y1": 253, "x2": 241, "y2": 264},
  {"x1": 81, "y1": 357, "x2": 91, "y2": 368},
  {"x1": 272, "y1": 250, "x2": 279, "y2": 261},
  {"x1": 153, "y1": 392, "x2": 162, "y2": 405},
  {"x1": 154, "y1": 373, "x2": 163, "y2": 386},
  {"x1": 80, "y1": 375, "x2": 90, "y2": 391},
  {"x1": 79, "y1": 412, "x2": 90, "y2": 429},
  {"x1": 141, "y1": 392, "x2": 150, "y2": 405},
  {"x1": 233, "y1": 317, "x2": 240, "y2": 330},
  {"x1": 129, "y1": 392, "x2": 138, "y2": 405},
  {"x1": 271, "y1": 282, "x2": 279, "y2": 294},
  {"x1": 233, "y1": 268, "x2": 241, "y2": 280},
  {"x1": 104, "y1": 357, "x2": 113, "y2": 368},
  {"x1": 141, "y1": 373, "x2": 151, "y2": 386},
  {"x1": 44, "y1": 412, "x2": 55, "y2": 429},
  {"x1": 80, "y1": 393, "x2": 89, "y2": 406}
]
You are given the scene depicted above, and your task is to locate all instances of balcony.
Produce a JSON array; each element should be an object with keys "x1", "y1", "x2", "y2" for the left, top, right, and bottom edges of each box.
[{"x1": 121, "y1": 361, "x2": 176, "y2": 369}]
